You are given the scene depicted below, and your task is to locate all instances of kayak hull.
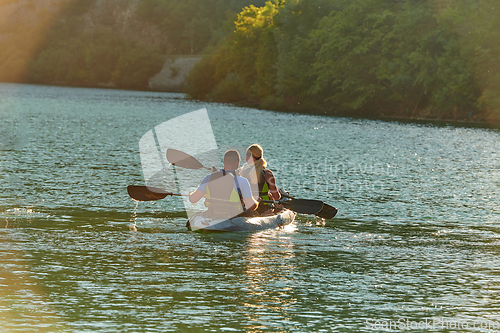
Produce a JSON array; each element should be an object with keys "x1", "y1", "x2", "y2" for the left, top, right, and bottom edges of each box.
[{"x1": 187, "y1": 209, "x2": 296, "y2": 232}]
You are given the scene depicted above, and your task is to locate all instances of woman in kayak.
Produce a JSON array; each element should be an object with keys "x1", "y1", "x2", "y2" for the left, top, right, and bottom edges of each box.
[{"x1": 240, "y1": 144, "x2": 281, "y2": 215}]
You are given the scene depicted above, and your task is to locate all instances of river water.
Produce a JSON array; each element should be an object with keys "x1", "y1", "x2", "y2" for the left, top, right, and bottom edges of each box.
[{"x1": 0, "y1": 83, "x2": 499, "y2": 332}]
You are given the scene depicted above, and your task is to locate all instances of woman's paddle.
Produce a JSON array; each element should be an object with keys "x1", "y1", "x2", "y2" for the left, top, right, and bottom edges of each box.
[
  {"x1": 279, "y1": 190, "x2": 338, "y2": 219},
  {"x1": 314, "y1": 203, "x2": 338, "y2": 219},
  {"x1": 260, "y1": 198, "x2": 324, "y2": 215},
  {"x1": 127, "y1": 185, "x2": 188, "y2": 201}
]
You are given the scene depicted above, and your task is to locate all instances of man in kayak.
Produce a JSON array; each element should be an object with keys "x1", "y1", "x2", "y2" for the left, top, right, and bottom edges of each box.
[
  {"x1": 189, "y1": 150, "x2": 259, "y2": 218},
  {"x1": 240, "y1": 144, "x2": 281, "y2": 215}
]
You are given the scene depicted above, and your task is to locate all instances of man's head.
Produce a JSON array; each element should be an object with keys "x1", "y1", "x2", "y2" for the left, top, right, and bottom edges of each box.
[{"x1": 223, "y1": 150, "x2": 240, "y2": 171}]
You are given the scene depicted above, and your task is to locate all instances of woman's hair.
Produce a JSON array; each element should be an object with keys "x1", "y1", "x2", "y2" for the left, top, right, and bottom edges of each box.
[{"x1": 245, "y1": 144, "x2": 267, "y2": 184}]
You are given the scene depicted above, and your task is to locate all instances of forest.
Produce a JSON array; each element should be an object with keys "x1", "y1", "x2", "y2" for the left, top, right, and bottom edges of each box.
[
  {"x1": 0, "y1": 0, "x2": 265, "y2": 89},
  {"x1": 1, "y1": 0, "x2": 499, "y2": 122},
  {"x1": 186, "y1": 0, "x2": 500, "y2": 122}
]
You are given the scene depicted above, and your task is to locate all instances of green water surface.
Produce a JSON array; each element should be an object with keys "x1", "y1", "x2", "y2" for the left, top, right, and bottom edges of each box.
[{"x1": 1, "y1": 83, "x2": 499, "y2": 332}]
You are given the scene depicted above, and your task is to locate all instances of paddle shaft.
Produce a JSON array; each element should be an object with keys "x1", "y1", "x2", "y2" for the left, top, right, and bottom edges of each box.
[
  {"x1": 136, "y1": 149, "x2": 337, "y2": 217},
  {"x1": 127, "y1": 185, "x2": 189, "y2": 201},
  {"x1": 260, "y1": 198, "x2": 324, "y2": 215}
]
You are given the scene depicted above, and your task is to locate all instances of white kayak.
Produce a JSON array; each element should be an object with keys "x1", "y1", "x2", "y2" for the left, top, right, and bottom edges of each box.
[{"x1": 187, "y1": 209, "x2": 296, "y2": 232}]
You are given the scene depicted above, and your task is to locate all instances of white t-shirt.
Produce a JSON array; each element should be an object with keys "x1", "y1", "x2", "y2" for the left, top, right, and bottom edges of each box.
[{"x1": 197, "y1": 170, "x2": 253, "y2": 199}]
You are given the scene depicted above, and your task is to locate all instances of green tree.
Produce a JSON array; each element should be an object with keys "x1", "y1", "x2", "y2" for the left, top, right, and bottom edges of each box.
[
  {"x1": 186, "y1": 2, "x2": 282, "y2": 103},
  {"x1": 188, "y1": 0, "x2": 495, "y2": 120},
  {"x1": 111, "y1": 44, "x2": 165, "y2": 89},
  {"x1": 136, "y1": 0, "x2": 268, "y2": 54},
  {"x1": 437, "y1": 0, "x2": 500, "y2": 121}
]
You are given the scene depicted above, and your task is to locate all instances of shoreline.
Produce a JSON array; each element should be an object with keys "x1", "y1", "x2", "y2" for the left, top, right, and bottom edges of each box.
[
  {"x1": 2, "y1": 81, "x2": 499, "y2": 130},
  {"x1": 229, "y1": 100, "x2": 500, "y2": 130}
]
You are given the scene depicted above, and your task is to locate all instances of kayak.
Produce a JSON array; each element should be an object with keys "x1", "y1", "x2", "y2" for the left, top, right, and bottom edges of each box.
[{"x1": 187, "y1": 209, "x2": 296, "y2": 232}]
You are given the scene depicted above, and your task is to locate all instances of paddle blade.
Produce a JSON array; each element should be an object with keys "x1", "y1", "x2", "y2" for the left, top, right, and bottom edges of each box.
[
  {"x1": 281, "y1": 198, "x2": 324, "y2": 215},
  {"x1": 127, "y1": 185, "x2": 171, "y2": 201},
  {"x1": 315, "y1": 203, "x2": 338, "y2": 219},
  {"x1": 166, "y1": 149, "x2": 204, "y2": 169}
]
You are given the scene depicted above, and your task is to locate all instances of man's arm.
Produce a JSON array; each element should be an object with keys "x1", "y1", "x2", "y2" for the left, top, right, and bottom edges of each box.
[
  {"x1": 189, "y1": 175, "x2": 210, "y2": 203},
  {"x1": 189, "y1": 189, "x2": 205, "y2": 203}
]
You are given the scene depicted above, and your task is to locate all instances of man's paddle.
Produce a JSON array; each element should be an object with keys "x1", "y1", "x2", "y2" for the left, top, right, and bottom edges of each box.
[
  {"x1": 166, "y1": 148, "x2": 214, "y2": 170},
  {"x1": 127, "y1": 185, "x2": 188, "y2": 201}
]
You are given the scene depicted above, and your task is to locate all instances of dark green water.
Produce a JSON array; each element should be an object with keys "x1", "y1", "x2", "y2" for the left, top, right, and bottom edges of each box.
[{"x1": 1, "y1": 83, "x2": 500, "y2": 332}]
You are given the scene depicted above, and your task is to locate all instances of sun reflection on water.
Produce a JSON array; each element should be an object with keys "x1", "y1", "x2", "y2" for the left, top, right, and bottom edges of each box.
[{"x1": 239, "y1": 226, "x2": 298, "y2": 328}]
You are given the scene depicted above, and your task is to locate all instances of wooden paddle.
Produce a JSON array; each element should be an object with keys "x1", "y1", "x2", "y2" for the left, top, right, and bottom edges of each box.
[{"x1": 127, "y1": 185, "x2": 188, "y2": 201}]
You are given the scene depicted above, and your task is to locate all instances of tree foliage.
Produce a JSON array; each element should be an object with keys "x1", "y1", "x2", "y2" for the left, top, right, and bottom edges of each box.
[
  {"x1": 187, "y1": 2, "x2": 282, "y2": 103},
  {"x1": 5, "y1": 0, "x2": 264, "y2": 89},
  {"x1": 187, "y1": 0, "x2": 500, "y2": 121},
  {"x1": 26, "y1": 28, "x2": 164, "y2": 90},
  {"x1": 136, "y1": 0, "x2": 267, "y2": 54}
]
